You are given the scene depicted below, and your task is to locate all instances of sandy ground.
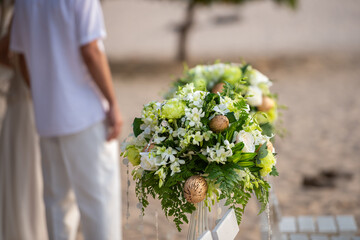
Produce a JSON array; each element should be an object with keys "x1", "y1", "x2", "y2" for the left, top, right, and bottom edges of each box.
[{"x1": 102, "y1": 0, "x2": 360, "y2": 61}]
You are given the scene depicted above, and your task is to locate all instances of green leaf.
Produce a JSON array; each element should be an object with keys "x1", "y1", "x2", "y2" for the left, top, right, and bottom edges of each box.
[
  {"x1": 237, "y1": 161, "x2": 255, "y2": 167},
  {"x1": 260, "y1": 123, "x2": 274, "y2": 137},
  {"x1": 257, "y1": 143, "x2": 268, "y2": 159},
  {"x1": 231, "y1": 142, "x2": 244, "y2": 153},
  {"x1": 225, "y1": 112, "x2": 237, "y2": 123},
  {"x1": 133, "y1": 118, "x2": 143, "y2": 137},
  {"x1": 270, "y1": 166, "x2": 279, "y2": 176},
  {"x1": 228, "y1": 152, "x2": 256, "y2": 163},
  {"x1": 197, "y1": 153, "x2": 208, "y2": 161},
  {"x1": 238, "y1": 153, "x2": 257, "y2": 161},
  {"x1": 241, "y1": 64, "x2": 250, "y2": 74}
]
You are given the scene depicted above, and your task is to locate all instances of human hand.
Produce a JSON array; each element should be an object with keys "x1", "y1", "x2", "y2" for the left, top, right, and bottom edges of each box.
[{"x1": 106, "y1": 103, "x2": 123, "y2": 141}]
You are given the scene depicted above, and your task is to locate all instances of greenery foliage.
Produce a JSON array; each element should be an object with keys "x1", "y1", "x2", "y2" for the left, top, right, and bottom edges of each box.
[{"x1": 122, "y1": 79, "x2": 278, "y2": 231}]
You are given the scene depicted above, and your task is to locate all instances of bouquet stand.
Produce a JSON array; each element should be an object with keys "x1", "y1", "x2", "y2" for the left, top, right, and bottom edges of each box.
[{"x1": 187, "y1": 201, "x2": 209, "y2": 240}]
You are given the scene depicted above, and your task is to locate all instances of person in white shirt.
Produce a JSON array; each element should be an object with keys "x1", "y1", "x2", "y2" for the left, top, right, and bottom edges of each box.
[{"x1": 10, "y1": 0, "x2": 123, "y2": 239}]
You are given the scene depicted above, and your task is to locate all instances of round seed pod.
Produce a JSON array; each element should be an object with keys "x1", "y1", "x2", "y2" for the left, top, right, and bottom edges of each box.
[
  {"x1": 142, "y1": 143, "x2": 155, "y2": 152},
  {"x1": 183, "y1": 176, "x2": 208, "y2": 204},
  {"x1": 211, "y1": 82, "x2": 225, "y2": 94},
  {"x1": 257, "y1": 96, "x2": 275, "y2": 112},
  {"x1": 209, "y1": 115, "x2": 229, "y2": 133}
]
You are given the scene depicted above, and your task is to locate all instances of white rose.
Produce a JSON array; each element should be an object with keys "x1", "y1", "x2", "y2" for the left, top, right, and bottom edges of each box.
[
  {"x1": 246, "y1": 86, "x2": 263, "y2": 107},
  {"x1": 140, "y1": 152, "x2": 161, "y2": 171},
  {"x1": 236, "y1": 130, "x2": 255, "y2": 153},
  {"x1": 249, "y1": 70, "x2": 272, "y2": 87}
]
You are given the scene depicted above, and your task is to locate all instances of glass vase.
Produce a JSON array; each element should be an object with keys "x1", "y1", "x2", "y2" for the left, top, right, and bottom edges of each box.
[{"x1": 187, "y1": 201, "x2": 209, "y2": 240}]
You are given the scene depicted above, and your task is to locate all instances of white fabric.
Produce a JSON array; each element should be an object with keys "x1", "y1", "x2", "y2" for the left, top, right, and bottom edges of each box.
[
  {"x1": 40, "y1": 121, "x2": 121, "y2": 240},
  {"x1": 10, "y1": 0, "x2": 107, "y2": 137},
  {"x1": 0, "y1": 57, "x2": 48, "y2": 240}
]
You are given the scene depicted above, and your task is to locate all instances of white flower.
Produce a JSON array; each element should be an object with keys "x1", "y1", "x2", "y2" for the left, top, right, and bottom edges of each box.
[
  {"x1": 192, "y1": 131, "x2": 204, "y2": 145},
  {"x1": 140, "y1": 152, "x2": 161, "y2": 171},
  {"x1": 249, "y1": 69, "x2": 272, "y2": 87},
  {"x1": 184, "y1": 91, "x2": 205, "y2": 108},
  {"x1": 177, "y1": 128, "x2": 186, "y2": 137},
  {"x1": 252, "y1": 129, "x2": 269, "y2": 146},
  {"x1": 224, "y1": 140, "x2": 235, "y2": 150},
  {"x1": 246, "y1": 86, "x2": 263, "y2": 107},
  {"x1": 178, "y1": 83, "x2": 195, "y2": 97},
  {"x1": 185, "y1": 107, "x2": 204, "y2": 128},
  {"x1": 236, "y1": 130, "x2": 255, "y2": 153},
  {"x1": 155, "y1": 167, "x2": 166, "y2": 187},
  {"x1": 158, "y1": 147, "x2": 177, "y2": 163},
  {"x1": 153, "y1": 134, "x2": 166, "y2": 144},
  {"x1": 204, "y1": 143, "x2": 233, "y2": 164},
  {"x1": 203, "y1": 131, "x2": 212, "y2": 141},
  {"x1": 213, "y1": 104, "x2": 229, "y2": 115},
  {"x1": 170, "y1": 159, "x2": 185, "y2": 176}
]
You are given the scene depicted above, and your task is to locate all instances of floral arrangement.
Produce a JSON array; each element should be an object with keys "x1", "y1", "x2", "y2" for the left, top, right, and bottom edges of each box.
[
  {"x1": 165, "y1": 63, "x2": 279, "y2": 137},
  {"x1": 121, "y1": 83, "x2": 279, "y2": 231}
]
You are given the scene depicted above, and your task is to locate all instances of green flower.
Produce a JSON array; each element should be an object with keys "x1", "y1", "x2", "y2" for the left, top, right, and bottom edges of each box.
[
  {"x1": 223, "y1": 67, "x2": 242, "y2": 85},
  {"x1": 266, "y1": 105, "x2": 278, "y2": 123},
  {"x1": 127, "y1": 146, "x2": 141, "y2": 166},
  {"x1": 257, "y1": 150, "x2": 276, "y2": 177},
  {"x1": 162, "y1": 98, "x2": 186, "y2": 119},
  {"x1": 193, "y1": 78, "x2": 207, "y2": 91}
]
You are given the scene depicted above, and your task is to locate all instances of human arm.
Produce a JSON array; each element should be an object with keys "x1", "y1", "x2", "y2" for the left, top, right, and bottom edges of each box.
[
  {"x1": 1, "y1": 31, "x2": 31, "y2": 87},
  {"x1": 0, "y1": 33, "x2": 11, "y2": 67},
  {"x1": 80, "y1": 40, "x2": 122, "y2": 141}
]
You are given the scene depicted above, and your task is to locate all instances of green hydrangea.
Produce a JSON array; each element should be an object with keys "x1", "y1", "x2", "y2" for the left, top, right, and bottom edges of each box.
[
  {"x1": 223, "y1": 67, "x2": 242, "y2": 85},
  {"x1": 193, "y1": 78, "x2": 207, "y2": 91},
  {"x1": 127, "y1": 146, "x2": 141, "y2": 166},
  {"x1": 258, "y1": 150, "x2": 276, "y2": 177},
  {"x1": 162, "y1": 98, "x2": 186, "y2": 119}
]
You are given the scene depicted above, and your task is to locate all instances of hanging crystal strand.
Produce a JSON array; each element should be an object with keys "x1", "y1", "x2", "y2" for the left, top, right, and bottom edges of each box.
[
  {"x1": 136, "y1": 180, "x2": 145, "y2": 240},
  {"x1": 123, "y1": 158, "x2": 130, "y2": 230},
  {"x1": 266, "y1": 201, "x2": 272, "y2": 240},
  {"x1": 187, "y1": 201, "x2": 209, "y2": 240},
  {"x1": 155, "y1": 211, "x2": 159, "y2": 240},
  {"x1": 266, "y1": 176, "x2": 272, "y2": 240},
  {"x1": 269, "y1": 181, "x2": 282, "y2": 239}
]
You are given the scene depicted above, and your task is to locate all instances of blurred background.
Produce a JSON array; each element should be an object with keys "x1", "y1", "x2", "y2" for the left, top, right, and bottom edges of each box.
[{"x1": 1, "y1": 0, "x2": 360, "y2": 239}]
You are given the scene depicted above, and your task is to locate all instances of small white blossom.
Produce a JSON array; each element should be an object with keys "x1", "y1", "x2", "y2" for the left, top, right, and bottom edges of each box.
[
  {"x1": 157, "y1": 147, "x2": 177, "y2": 163},
  {"x1": 185, "y1": 107, "x2": 204, "y2": 128},
  {"x1": 204, "y1": 143, "x2": 233, "y2": 164},
  {"x1": 169, "y1": 159, "x2": 185, "y2": 176},
  {"x1": 246, "y1": 86, "x2": 263, "y2": 107},
  {"x1": 192, "y1": 131, "x2": 204, "y2": 145}
]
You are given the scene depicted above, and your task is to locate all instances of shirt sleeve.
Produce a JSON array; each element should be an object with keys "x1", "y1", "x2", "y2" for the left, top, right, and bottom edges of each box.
[
  {"x1": 75, "y1": 0, "x2": 107, "y2": 46},
  {"x1": 10, "y1": 3, "x2": 24, "y2": 53}
]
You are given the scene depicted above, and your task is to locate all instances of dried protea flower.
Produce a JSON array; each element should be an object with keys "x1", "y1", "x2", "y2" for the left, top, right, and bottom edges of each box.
[
  {"x1": 183, "y1": 176, "x2": 208, "y2": 204},
  {"x1": 209, "y1": 115, "x2": 229, "y2": 133},
  {"x1": 257, "y1": 96, "x2": 275, "y2": 112},
  {"x1": 211, "y1": 82, "x2": 225, "y2": 94}
]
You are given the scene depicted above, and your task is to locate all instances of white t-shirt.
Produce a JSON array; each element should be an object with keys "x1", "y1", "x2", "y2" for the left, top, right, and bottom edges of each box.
[{"x1": 11, "y1": 0, "x2": 107, "y2": 137}]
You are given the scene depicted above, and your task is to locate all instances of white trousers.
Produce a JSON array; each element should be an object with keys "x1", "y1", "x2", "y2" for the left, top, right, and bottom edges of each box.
[{"x1": 40, "y1": 121, "x2": 121, "y2": 240}]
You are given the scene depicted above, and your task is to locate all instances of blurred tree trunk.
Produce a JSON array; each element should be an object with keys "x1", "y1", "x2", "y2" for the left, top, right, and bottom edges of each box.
[{"x1": 177, "y1": 0, "x2": 196, "y2": 62}]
